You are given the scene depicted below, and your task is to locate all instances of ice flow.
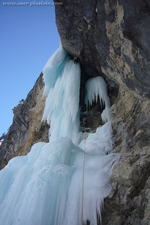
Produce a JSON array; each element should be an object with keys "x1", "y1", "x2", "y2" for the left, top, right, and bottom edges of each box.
[{"x1": 0, "y1": 44, "x2": 119, "y2": 225}]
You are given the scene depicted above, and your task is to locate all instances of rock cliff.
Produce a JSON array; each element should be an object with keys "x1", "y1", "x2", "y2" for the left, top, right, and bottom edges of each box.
[
  {"x1": 0, "y1": 0, "x2": 150, "y2": 224},
  {"x1": 0, "y1": 73, "x2": 49, "y2": 170},
  {"x1": 55, "y1": 0, "x2": 150, "y2": 224}
]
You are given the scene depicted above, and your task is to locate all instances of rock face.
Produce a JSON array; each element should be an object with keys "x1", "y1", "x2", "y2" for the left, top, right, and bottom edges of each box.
[
  {"x1": 55, "y1": 0, "x2": 150, "y2": 224},
  {"x1": 1, "y1": 0, "x2": 150, "y2": 223},
  {"x1": 0, "y1": 73, "x2": 49, "y2": 170}
]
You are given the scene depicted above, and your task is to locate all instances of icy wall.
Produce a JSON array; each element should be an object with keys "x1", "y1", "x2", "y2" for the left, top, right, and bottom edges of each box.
[{"x1": 0, "y1": 44, "x2": 119, "y2": 225}]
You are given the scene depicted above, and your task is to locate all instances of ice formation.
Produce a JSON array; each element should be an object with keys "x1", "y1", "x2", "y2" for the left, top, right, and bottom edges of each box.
[
  {"x1": 0, "y1": 43, "x2": 120, "y2": 225},
  {"x1": 85, "y1": 76, "x2": 112, "y2": 122},
  {"x1": 42, "y1": 47, "x2": 82, "y2": 145}
]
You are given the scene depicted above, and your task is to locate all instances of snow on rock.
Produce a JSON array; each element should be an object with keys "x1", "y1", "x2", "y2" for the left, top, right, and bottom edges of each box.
[{"x1": 0, "y1": 139, "x2": 4, "y2": 146}]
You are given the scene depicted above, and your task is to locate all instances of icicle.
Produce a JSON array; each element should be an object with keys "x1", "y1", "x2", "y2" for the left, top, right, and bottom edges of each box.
[
  {"x1": 42, "y1": 45, "x2": 82, "y2": 145},
  {"x1": 0, "y1": 44, "x2": 120, "y2": 225},
  {"x1": 84, "y1": 76, "x2": 112, "y2": 122},
  {"x1": 42, "y1": 42, "x2": 69, "y2": 96}
]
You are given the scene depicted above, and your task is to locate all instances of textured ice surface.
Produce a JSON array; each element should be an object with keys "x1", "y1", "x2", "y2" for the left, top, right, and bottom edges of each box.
[
  {"x1": 0, "y1": 44, "x2": 119, "y2": 225},
  {"x1": 42, "y1": 51, "x2": 82, "y2": 145},
  {"x1": 85, "y1": 76, "x2": 112, "y2": 122}
]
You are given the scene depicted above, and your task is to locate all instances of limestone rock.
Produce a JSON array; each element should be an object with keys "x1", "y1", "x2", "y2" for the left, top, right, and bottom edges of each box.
[
  {"x1": 0, "y1": 73, "x2": 49, "y2": 169},
  {"x1": 1, "y1": 0, "x2": 150, "y2": 223},
  {"x1": 55, "y1": 0, "x2": 150, "y2": 223},
  {"x1": 55, "y1": 0, "x2": 150, "y2": 99}
]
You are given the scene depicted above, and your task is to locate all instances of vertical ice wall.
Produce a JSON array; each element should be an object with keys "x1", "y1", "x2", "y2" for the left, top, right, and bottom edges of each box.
[
  {"x1": 0, "y1": 43, "x2": 120, "y2": 225},
  {"x1": 42, "y1": 44, "x2": 82, "y2": 145}
]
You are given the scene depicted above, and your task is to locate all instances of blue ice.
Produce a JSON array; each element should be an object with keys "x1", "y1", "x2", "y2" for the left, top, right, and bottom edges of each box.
[{"x1": 0, "y1": 43, "x2": 120, "y2": 225}]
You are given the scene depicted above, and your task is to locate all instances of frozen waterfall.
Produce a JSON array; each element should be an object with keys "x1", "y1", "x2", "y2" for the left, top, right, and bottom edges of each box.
[{"x1": 0, "y1": 44, "x2": 120, "y2": 225}]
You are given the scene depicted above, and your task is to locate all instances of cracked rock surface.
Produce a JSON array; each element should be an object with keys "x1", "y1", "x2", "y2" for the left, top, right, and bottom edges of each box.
[{"x1": 55, "y1": 0, "x2": 150, "y2": 223}]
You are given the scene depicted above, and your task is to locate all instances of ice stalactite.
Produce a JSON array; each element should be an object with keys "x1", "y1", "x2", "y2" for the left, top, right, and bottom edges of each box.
[
  {"x1": 0, "y1": 43, "x2": 120, "y2": 225},
  {"x1": 85, "y1": 76, "x2": 112, "y2": 123}
]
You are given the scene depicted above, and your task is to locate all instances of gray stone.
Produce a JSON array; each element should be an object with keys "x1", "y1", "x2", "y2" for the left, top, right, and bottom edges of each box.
[
  {"x1": 55, "y1": 0, "x2": 150, "y2": 223},
  {"x1": 1, "y1": 0, "x2": 150, "y2": 223},
  {"x1": 0, "y1": 73, "x2": 49, "y2": 169}
]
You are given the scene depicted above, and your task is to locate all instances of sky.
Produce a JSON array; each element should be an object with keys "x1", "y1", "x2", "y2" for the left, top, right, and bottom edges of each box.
[{"x1": 0, "y1": 0, "x2": 60, "y2": 136}]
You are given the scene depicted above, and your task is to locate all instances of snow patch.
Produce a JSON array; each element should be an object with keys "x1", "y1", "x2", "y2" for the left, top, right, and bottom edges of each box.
[{"x1": 0, "y1": 139, "x2": 4, "y2": 146}]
